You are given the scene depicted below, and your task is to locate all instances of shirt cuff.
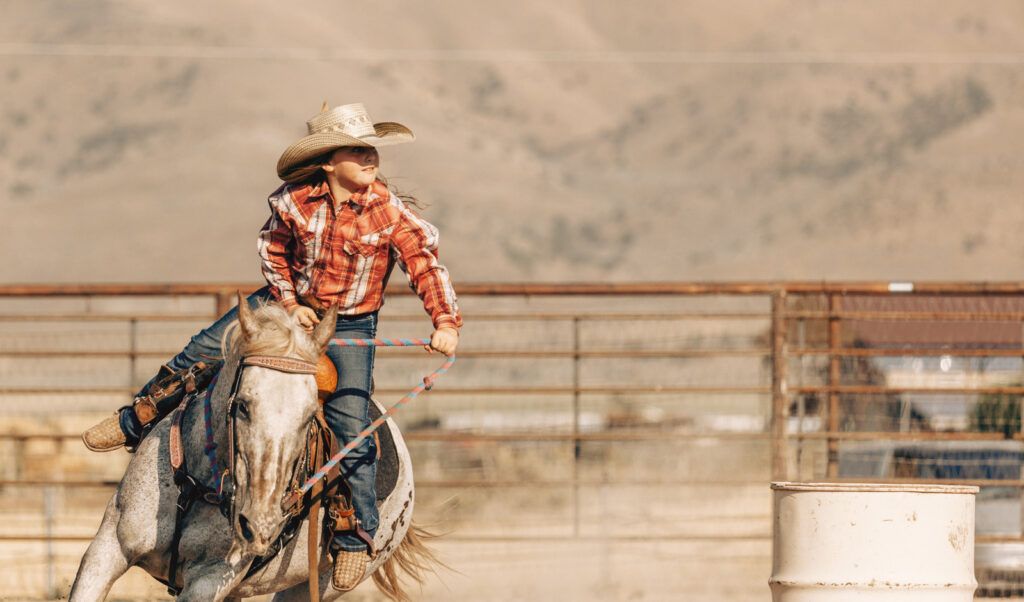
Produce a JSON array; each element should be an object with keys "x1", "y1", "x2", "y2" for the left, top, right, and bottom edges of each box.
[
  {"x1": 275, "y1": 291, "x2": 299, "y2": 310},
  {"x1": 433, "y1": 315, "x2": 461, "y2": 331}
]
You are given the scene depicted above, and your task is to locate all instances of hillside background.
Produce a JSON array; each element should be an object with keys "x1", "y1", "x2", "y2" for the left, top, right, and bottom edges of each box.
[{"x1": 3, "y1": 0, "x2": 1024, "y2": 285}]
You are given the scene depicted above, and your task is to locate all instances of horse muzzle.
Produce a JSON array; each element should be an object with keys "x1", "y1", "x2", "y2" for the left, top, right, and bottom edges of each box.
[{"x1": 233, "y1": 509, "x2": 283, "y2": 557}]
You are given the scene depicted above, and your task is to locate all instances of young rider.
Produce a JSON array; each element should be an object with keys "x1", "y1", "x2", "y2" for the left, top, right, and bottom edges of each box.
[{"x1": 82, "y1": 102, "x2": 462, "y2": 591}]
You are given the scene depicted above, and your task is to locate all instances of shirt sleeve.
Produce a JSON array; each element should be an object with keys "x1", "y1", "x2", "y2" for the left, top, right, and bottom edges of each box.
[
  {"x1": 389, "y1": 198, "x2": 462, "y2": 330},
  {"x1": 256, "y1": 206, "x2": 300, "y2": 310}
]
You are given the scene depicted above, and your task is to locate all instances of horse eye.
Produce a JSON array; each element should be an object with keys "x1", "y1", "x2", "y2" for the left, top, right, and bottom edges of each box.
[{"x1": 235, "y1": 400, "x2": 251, "y2": 421}]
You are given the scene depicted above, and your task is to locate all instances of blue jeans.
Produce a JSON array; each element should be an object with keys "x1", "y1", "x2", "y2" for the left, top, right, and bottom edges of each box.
[
  {"x1": 323, "y1": 311, "x2": 379, "y2": 552},
  {"x1": 125, "y1": 286, "x2": 379, "y2": 552}
]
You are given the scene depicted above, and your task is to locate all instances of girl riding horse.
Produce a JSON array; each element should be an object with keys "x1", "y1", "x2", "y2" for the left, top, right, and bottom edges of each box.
[{"x1": 83, "y1": 102, "x2": 462, "y2": 591}]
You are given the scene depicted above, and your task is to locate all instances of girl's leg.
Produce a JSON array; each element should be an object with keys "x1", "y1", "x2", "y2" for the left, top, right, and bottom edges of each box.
[{"x1": 321, "y1": 312, "x2": 379, "y2": 553}]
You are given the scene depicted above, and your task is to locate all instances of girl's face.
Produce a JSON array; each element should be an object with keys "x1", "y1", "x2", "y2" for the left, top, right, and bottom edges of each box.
[{"x1": 322, "y1": 146, "x2": 379, "y2": 191}]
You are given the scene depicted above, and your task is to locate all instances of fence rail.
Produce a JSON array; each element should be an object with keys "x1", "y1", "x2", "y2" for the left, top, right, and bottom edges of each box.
[{"x1": 4, "y1": 281, "x2": 1024, "y2": 595}]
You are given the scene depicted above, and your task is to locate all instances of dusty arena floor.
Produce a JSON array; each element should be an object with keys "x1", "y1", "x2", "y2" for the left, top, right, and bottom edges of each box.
[{"x1": 0, "y1": 538, "x2": 771, "y2": 601}]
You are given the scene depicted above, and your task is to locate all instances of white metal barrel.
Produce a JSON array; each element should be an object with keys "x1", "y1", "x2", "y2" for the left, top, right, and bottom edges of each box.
[{"x1": 770, "y1": 482, "x2": 978, "y2": 601}]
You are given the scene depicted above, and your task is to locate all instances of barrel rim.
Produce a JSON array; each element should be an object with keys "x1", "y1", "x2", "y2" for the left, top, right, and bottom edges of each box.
[{"x1": 771, "y1": 481, "x2": 979, "y2": 494}]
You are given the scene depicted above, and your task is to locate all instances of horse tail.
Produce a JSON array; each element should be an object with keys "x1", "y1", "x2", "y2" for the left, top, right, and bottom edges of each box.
[{"x1": 371, "y1": 520, "x2": 446, "y2": 602}]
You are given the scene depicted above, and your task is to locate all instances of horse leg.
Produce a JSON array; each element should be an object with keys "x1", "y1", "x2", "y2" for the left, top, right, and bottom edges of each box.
[
  {"x1": 176, "y1": 562, "x2": 250, "y2": 602},
  {"x1": 68, "y1": 499, "x2": 130, "y2": 601}
]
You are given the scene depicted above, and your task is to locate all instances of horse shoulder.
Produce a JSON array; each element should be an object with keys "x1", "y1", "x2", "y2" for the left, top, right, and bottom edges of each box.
[{"x1": 114, "y1": 421, "x2": 184, "y2": 568}]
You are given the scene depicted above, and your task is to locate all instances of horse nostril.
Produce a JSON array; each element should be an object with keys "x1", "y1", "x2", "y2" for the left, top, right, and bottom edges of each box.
[{"x1": 238, "y1": 513, "x2": 254, "y2": 542}]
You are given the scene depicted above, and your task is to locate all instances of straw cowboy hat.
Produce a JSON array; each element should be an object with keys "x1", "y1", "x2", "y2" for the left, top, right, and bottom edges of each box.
[{"x1": 276, "y1": 103, "x2": 414, "y2": 181}]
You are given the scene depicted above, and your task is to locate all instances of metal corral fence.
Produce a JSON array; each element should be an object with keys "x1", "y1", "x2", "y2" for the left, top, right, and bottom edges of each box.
[{"x1": 2, "y1": 281, "x2": 1024, "y2": 599}]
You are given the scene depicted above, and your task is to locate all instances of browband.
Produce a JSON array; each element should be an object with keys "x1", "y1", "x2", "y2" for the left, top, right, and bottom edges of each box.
[{"x1": 242, "y1": 355, "x2": 318, "y2": 375}]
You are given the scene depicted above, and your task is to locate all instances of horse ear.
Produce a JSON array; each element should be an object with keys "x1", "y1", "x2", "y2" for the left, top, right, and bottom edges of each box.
[
  {"x1": 311, "y1": 304, "x2": 338, "y2": 353},
  {"x1": 236, "y1": 291, "x2": 258, "y2": 340}
]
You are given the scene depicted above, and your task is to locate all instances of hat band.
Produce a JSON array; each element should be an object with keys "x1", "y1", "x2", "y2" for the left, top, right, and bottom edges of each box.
[
  {"x1": 314, "y1": 123, "x2": 376, "y2": 138},
  {"x1": 308, "y1": 110, "x2": 376, "y2": 138}
]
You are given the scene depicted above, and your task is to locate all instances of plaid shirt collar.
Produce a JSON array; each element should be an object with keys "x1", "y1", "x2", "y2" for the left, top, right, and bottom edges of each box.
[{"x1": 306, "y1": 180, "x2": 377, "y2": 209}]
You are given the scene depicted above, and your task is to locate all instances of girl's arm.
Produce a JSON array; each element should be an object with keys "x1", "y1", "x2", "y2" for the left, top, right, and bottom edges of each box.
[
  {"x1": 256, "y1": 207, "x2": 302, "y2": 312},
  {"x1": 389, "y1": 197, "x2": 462, "y2": 333}
]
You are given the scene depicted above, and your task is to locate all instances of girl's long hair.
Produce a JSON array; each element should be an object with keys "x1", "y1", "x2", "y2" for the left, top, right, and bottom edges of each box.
[{"x1": 281, "y1": 150, "x2": 427, "y2": 210}]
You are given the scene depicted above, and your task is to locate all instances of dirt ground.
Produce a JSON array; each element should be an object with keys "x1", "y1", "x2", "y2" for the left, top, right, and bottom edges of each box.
[
  {"x1": 0, "y1": 406, "x2": 776, "y2": 600},
  {"x1": 0, "y1": 537, "x2": 771, "y2": 601}
]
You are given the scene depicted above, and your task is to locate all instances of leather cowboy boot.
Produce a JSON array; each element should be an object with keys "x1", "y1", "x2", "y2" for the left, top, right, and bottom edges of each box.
[
  {"x1": 326, "y1": 485, "x2": 373, "y2": 590},
  {"x1": 82, "y1": 361, "x2": 221, "y2": 452},
  {"x1": 331, "y1": 549, "x2": 369, "y2": 591},
  {"x1": 81, "y1": 410, "x2": 128, "y2": 452}
]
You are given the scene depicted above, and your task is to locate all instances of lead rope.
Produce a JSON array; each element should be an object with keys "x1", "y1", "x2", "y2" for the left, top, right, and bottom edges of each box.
[{"x1": 292, "y1": 337, "x2": 454, "y2": 499}]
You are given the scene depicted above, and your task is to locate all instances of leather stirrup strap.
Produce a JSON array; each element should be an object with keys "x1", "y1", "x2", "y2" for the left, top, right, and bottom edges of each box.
[
  {"x1": 169, "y1": 396, "x2": 189, "y2": 473},
  {"x1": 166, "y1": 393, "x2": 202, "y2": 595},
  {"x1": 304, "y1": 412, "x2": 330, "y2": 602},
  {"x1": 308, "y1": 497, "x2": 321, "y2": 602}
]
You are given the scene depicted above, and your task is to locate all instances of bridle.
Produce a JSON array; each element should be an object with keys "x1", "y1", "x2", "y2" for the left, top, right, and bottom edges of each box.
[
  {"x1": 222, "y1": 355, "x2": 318, "y2": 505},
  {"x1": 165, "y1": 353, "x2": 318, "y2": 595}
]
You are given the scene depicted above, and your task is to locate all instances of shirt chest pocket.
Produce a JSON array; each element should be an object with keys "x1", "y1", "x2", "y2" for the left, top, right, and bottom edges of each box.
[
  {"x1": 297, "y1": 230, "x2": 318, "y2": 256},
  {"x1": 343, "y1": 231, "x2": 391, "y2": 258}
]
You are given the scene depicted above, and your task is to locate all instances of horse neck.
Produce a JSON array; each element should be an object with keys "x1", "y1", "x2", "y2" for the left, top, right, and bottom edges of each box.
[{"x1": 182, "y1": 347, "x2": 244, "y2": 484}]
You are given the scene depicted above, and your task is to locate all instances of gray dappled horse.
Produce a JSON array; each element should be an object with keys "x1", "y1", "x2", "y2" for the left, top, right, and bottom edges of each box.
[{"x1": 69, "y1": 298, "x2": 437, "y2": 601}]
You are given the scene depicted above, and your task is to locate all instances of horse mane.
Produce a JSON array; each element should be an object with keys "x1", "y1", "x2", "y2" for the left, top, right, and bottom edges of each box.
[{"x1": 222, "y1": 301, "x2": 320, "y2": 363}]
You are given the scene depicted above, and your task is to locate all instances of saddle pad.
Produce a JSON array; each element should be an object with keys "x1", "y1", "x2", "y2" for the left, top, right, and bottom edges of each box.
[{"x1": 370, "y1": 401, "x2": 399, "y2": 502}]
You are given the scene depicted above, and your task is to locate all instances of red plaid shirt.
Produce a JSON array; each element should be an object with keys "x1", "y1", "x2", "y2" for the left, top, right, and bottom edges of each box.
[{"x1": 257, "y1": 180, "x2": 462, "y2": 330}]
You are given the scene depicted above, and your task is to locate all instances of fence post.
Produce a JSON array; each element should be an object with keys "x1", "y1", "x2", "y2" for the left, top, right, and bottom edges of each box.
[
  {"x1": 215, "y1": 289, "x2": 235, "y2": 317},
  {"x1": 129, "y1": 317, "x2": 138, "y2": 391},
  {"x1": 771, "y1": 290, "x2": 789, "y2": 481},
  {"x1": 44, "y1": 485, "x2": 55, "y2": 598},
  {"x1": 572, "y1": 315, "x2": 581, "y2": 537},
  {"x1": 826, "y1": 294, "x2": 842, "y2": 478},
  {"x1": 795, "y1": 318, "x2": 806, "y2": 477}
]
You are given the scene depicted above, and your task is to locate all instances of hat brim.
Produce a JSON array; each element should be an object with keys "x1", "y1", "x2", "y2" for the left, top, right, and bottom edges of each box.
[{"x1": 276, "y1": 122, "x2": 414, "y2": 180}]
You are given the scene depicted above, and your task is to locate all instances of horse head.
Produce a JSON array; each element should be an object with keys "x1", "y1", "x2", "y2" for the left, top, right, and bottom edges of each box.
[{"x1": 224, "y1": 293, "x2": 337, "y2": 560}]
